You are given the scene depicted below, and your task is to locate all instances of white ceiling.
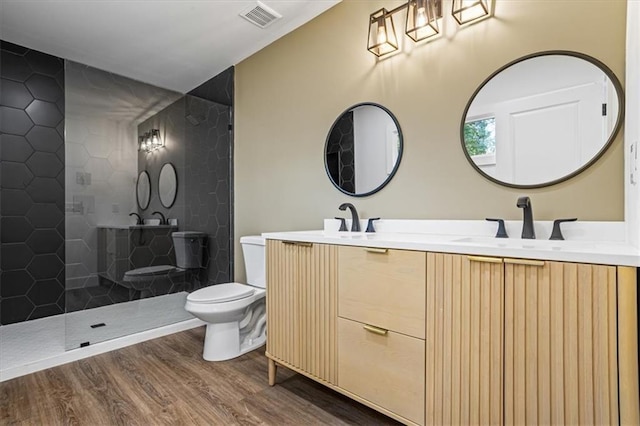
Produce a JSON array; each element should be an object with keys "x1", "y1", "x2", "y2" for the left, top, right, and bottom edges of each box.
[{"x1": 0, "y1": 0, "x2": 340, "y2": 93}]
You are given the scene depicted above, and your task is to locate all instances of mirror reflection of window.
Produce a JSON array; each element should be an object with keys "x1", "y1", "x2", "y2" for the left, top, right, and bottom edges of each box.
[
  {"x1": 461, "y1": 52, "x2": 623, "y2": 188},
  {"x1": 464, "y1": 116, "x2": 496, "y2": 173}
]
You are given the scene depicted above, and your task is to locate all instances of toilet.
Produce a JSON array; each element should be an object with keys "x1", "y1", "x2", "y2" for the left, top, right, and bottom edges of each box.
[
  {"x1": 184, "y1": 235, "x2": 266, "y2": 361},
  {"x1": 122, "y1": 231, "x2": 206, "y2": 289}
]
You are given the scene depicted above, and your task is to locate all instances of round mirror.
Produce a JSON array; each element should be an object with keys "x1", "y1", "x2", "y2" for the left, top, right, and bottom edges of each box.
[
  {"x1": 461, "y1": 51, "x2": 623, "y2": 188},
  {"x1": 325, "y1": 103, "x2": 403, "y2": 197},
  {"x1": 136, "y1": 171, "x2": 151, "y2": 210},
  {"x1": 158, "y1": 163, "x2": 178, "y2": 208}
]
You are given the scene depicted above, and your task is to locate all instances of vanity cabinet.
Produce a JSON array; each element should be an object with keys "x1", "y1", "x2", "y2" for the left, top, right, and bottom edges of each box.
[
  {"x1": 266, "y1": 239, "x2": 638, "y2": 426},
  {"x1": 337, "y1": 246, "x2": 426, "y2": 425},
  {"x1": 265, "y1": 240, "x2": 338, "y2": 385}
]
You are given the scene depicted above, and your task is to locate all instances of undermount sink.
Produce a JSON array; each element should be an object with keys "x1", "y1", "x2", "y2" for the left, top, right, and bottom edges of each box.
[{"x1": 453, "y1": 237, "x2": 595, "y2": 251}]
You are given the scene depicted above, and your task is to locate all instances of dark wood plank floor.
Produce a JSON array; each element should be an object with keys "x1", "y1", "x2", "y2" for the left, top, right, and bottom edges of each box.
[{"x1": 1, "y1": 326, "x2": 399, "y2": 425}]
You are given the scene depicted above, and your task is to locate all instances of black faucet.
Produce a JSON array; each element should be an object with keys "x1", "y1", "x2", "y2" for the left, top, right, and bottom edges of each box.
[
  {"x1": 516, "y1": 196, "x2": 535, "y2": 239},
  {"x1": 152, "y1": 211, "x2": 167, "y2": 225},
  {"x1": 338, "y1": 203, "x2": 360, "y2": 232},
  {"x1": 129, "y1": 212, "x2": 143, "y2": 225}
]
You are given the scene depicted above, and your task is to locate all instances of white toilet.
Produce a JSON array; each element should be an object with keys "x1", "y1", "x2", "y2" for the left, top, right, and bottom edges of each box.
[{"x1": 185, "y1": 235, "x2": 266, "y2": 361}]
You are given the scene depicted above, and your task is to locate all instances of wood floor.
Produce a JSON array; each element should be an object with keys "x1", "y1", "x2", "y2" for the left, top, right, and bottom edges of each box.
[{"x1": 1, "y1": 326, "x2": 399, "y2": 425}]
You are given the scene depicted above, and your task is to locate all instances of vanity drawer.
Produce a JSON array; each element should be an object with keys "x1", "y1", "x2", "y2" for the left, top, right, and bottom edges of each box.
[
  {"x1": 338, "y1": 245, "x2": 426, "y2": 338},
  {"x1": 338, "y1": 317, "x2": 425, "y2": 425}
]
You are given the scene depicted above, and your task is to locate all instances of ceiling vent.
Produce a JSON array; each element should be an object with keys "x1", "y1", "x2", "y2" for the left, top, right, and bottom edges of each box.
[{"x1": 239, "y1": 1, "x2": 282, "y2": 29}]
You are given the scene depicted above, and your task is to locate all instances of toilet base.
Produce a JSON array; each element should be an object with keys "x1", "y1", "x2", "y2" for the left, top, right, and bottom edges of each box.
[{"x1": 202, "y1": 321, "x2": 266, "y2": 361}]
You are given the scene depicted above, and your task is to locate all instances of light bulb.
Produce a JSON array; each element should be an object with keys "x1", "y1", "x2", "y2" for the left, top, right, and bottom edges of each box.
[
  {"x1": 416, "y1": 7, "x2": 427, "y2": 27},
  {"x1": 377, "y1": 25, "x2": 387, "y2": 45}
]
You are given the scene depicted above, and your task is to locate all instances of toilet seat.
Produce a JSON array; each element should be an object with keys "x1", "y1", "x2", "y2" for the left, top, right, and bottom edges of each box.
[
  {"x1": 187, "y1": 283, "x2": 255, "y2": 304},
  {"x1": 123, "y1": 265, "x2": 176, "y2": 281}
]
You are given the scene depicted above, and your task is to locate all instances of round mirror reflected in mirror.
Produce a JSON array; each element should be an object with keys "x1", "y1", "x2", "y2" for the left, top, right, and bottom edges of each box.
[
  {"x1": 461, "y1": 51, "x2": 624, "y2": 188},
  {"x1": 158, "y1": 163, "x2": 178, "y2": 208},
  {"x1": 325, "y1": 103, "x2": 403, "y2": 197},
  {"x1": 136, "y1": 171, "x2": 151, "y2": 210}
]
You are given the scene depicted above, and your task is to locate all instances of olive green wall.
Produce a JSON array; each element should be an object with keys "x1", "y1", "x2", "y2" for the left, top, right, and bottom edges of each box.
[{"x1": 234, "y1": 0, "x2": 626, "y2": 279}]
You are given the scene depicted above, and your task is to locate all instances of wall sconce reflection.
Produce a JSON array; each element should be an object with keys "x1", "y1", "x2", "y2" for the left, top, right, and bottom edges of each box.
[{"x1": 138, "y1": 129, "x2": 163, "y2": 153}]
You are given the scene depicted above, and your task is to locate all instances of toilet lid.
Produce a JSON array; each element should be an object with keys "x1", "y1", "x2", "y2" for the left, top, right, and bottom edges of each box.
[
  {"x1": 124, "y1": 265, "x2": 175, "y2": 277},
  {"x1": 187, "y1": 283, "x2": 255, "y2": 304}
]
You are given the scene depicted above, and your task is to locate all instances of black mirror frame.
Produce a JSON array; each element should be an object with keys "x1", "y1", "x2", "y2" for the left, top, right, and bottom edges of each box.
[
  {"x1": 136, "y1": 170, "x2": 151, "y2": 210},
  {"x1": 324, "y1": 102, "x2": 404, "y2": 197},
  {"x1": 460, "y1": 50, "x2": 625, "y2": 189},
  {"x1": 158, "y1": 162, "x2": 178, "y2": 208}
]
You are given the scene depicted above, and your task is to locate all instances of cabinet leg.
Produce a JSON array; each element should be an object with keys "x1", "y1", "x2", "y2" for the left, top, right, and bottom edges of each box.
[{"x1": 268, "y1": 358, "x2": 277, "y2": 386}]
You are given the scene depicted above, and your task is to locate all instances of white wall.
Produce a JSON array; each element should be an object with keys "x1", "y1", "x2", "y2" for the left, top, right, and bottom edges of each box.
[{"x1": 626, "y1": 1, "x2": 640, "y2": 247}]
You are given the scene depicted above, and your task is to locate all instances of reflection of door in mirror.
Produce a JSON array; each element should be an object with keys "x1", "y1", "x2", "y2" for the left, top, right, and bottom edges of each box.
[
  {"x1": 353, "y1": 106, "x2": 396, "y2": 194},
  {"x1": 468, "y1": 57, "x2": 607, "y2": 185},
  {"x1": 325, "y1": 102, "x2": 403, "y2": 196},
  {"x1": 386, "y1": 125, "x2": 400, "y2": 175}
]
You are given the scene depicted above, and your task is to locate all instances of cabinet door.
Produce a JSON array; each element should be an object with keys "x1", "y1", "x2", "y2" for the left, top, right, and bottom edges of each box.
[
  {"x1": 266, "y1": 240, "x2": 338, "y2": 384},
  {"x1": 425, "y1": 253, "x2": 504, "y2": 426},
  {"x1": 266, "y1": 240, "x2": 301, "y2": 367},
  {"x1": 504, "y1": 260, "x2": 618, "y2": 425},
  {"x1": 298, "y1": 242, "x2": 338, "y2": 384}
]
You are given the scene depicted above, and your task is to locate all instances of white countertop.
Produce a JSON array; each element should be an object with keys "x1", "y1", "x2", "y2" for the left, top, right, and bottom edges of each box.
[{"x1": 262, "y1": 227, "x2": 640, "y2": 267}]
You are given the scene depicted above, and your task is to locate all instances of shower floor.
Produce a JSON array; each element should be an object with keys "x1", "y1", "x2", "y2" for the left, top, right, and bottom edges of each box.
[{"x1": 0, "y1": 292, "x2": 201, "y2": 382}]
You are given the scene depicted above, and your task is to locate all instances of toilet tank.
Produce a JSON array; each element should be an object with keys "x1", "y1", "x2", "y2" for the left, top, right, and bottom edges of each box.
[
  {"x1": 240, "y1": 235, "x2": 265, "y2": 288},
  {"x1": 172, "y1": 232, "x2": 206, "y2": 269}
]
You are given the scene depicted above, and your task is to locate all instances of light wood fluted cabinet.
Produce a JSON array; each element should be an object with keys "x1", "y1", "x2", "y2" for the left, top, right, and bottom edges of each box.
[
  {"x1": 504, "y1": 260, "x2": 619, "y2": 425},
  {"x1": 266, "y1": 240, "x2": 338, "y2": 386},
  {"x1": 425, "y1": 253, "x2": 504, "y2": 426},
  {"x1": 266, "y1": 239, "x2": 639, "y2": 426}
]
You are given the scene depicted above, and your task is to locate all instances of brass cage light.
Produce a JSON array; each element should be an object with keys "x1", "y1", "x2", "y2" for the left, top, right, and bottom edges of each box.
[
  {"x1": 406, "y1": 0, "x2": 441, "y2": 42},
  {"x1": 451, "y1": 0, "x2": 491, "y2": 25},
  {"x1": 367, "y1": 8, "x2": 399, "y2": 57},
  {"x1": 368, "y1": 0, "x2": 491, "y2": 57}
]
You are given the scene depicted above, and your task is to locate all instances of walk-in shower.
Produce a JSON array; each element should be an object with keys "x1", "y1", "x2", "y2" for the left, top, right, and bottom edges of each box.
[{"x1": 0, "y1": 41, "x2": 233, "y2": 379}]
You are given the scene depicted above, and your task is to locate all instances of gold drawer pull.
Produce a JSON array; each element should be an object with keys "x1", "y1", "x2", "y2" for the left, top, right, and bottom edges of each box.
[
  {"x1": 363, "y1": 324, "x2": 388, "y2": 336},
  {"x1": 504, "y1": 258, "x2": 545, "y2": 267},
  {"x1": 365, "y1": 248, "x2": 388, "y2": 254},
  {"x1": 467, "y1": 255, "x2": 503, "y2": 264},
  {"x1": 282, "y1": 241, "x2": 313, "y2": 247}
]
